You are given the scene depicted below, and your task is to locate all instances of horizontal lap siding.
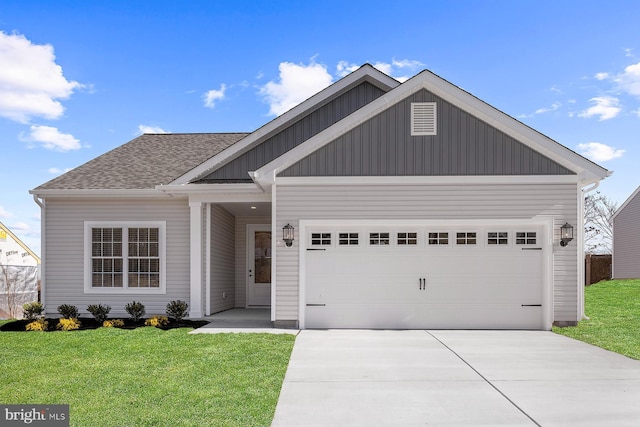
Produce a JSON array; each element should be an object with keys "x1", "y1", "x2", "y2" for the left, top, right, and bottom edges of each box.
[
  {"x1": 613, "y1": 194, "x2": 640, "y2": 278},
  {"x1": 210, "y1": 205, "x2": 235, "y2": 314},
  {"x1": 43, "y1": 198, "x2": 190, "y2": 316},
  {"x1": 275, "y1": 183, "x2": 578, "y2": 322}
]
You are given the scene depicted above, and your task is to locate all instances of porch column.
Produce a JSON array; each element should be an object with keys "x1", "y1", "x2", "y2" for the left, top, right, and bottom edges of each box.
[{"x1": 189, "y1": 201, "x2": 203, "y2": 318}]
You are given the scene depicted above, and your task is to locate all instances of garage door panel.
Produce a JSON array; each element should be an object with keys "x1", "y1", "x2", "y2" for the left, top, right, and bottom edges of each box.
[{"x1": 305, "y1": 226, "x2": 544, "y2": 330}]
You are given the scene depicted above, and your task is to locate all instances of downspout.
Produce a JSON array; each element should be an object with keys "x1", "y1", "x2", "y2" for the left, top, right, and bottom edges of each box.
[
  {"x1": 32, "y1": 195, "x2": 45, "y2": 311},
  {"x1": 579, "y1": 180, "x2": 600, "y2": 320}
]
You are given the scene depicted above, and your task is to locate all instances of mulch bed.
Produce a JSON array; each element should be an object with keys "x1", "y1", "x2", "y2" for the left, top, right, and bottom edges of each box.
[{"x1": 0, "y1": 317, "x2": 210, "y2": 332}]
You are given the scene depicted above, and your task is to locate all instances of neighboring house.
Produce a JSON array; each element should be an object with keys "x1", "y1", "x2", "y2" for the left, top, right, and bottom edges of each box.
[
  {"x1": 0, "y1": 221, "x2": 41, "y2": 318},
  {"x1": 30, "y1": 64, "x2": 610, "y2": 329},
  {"x1": 612, "y1": 186, "x2": 640, "y2": 279}
]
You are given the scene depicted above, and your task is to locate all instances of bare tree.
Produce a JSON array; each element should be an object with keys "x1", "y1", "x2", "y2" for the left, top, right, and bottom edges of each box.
[{"x1": 584, "y1": 191, "x2": 617, "y2": 254}]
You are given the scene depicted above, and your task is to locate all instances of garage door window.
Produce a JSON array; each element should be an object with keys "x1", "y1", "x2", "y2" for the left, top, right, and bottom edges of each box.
[
  {"x1": 339, "y1": 233, "x2": 359, "y2": 246},
  {"x1": 397, "y1": 232, "x2": 418, "y2": 245},
  {"x1": 456, "y1": 232, "x2": 477, "y2": 245},
  {"x1": 369, "y1": 232, "x2": 390, "y2": 245},
  {"x1": 428, "y1": 232, "x2": 448, "y2": 245},
  {"x1": 488, "y1": 232, "x2": 508, "y2": 245},
  {"x1": 516, "y1": 232, "x2": 537, "y2": 245},
  {"x1": 311, "y1": 233, "x2": 332, "y2": 246}
]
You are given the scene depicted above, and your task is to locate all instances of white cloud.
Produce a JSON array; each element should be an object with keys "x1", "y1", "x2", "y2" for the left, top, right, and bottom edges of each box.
[
  {"x1": 624, "y1": 48, "x2": 634, "y2": 58},
  {"x1": 137, "y1": 124, "x2": 169, "y2": 135},
  {"x1": 595, "y1": 72, "x2": 609, "y2": 80},
  {"x1": 0, "y1": 206, "x2": 13, "y2": 218},
  {"x1": 20, "y1": 125, "x2": 81, "y2": 151},
  {"x1": 0, "y1": 31, "x2": 81, "y2": 123},
  {"x1": 371, "y1": 58, "x2": 424, "y2": 82},
  {"x1": 260, "y1": 61, "x2": 334, "y2": 116},
  {"x1": 11, "y1": 222, "x2": 30, "y2": 232},
  {"x1": 336, "y1": 61, "x2": 359, "y2": 77},
  {"x1": 613, "y1": 62, "x2": 640, "y2": 97},
  {"x1": 578, "y1": 96, "x2": 621, "y2": 121},
  {"x1": 47, "y1": 167, "x2": 73, "y2": 174},
  {"x1": 577, "y1": 142, "x2": 625, "y2": 162},
  {"x1": 534, "y1": 101, "x2": 562, "y2": 115},
  {"x1": 203, "y1": 84, "x2": 227, "y2": 108}
]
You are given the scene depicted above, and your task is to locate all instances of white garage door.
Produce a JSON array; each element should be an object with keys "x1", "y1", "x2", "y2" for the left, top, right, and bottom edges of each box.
[{"x1": 304, "y1": 225, "x2": 545, "y2": 329}]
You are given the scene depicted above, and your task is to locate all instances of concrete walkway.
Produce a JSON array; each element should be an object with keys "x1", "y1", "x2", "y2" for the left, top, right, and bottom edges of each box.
[
  {"x1": 272, "y1": 330, "x2": 640, "y2": 426},
  {"x1": 190, "y1": 309, "x2": 298, "y2": 335}
]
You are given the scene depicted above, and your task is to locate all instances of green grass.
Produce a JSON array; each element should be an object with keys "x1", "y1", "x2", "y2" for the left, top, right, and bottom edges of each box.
[
  {"x1": 553, "y1": 279, "x2": 640, "y2": 359},
  {"x1": 0, "y1": 326, "x2": 295, "y2": 426}
]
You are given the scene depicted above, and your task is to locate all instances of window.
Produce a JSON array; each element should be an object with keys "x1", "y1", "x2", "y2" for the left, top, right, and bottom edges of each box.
[
  {"x1": 369, "y1": 232, "x2": 390, "y2": 245},
  {"x1": 85, "y1": 222, "x2": 165, "y2": 293},
  {"x1": 488, "y1": 232, "x2": 508, "y2": 245},
  {"x1": 428, "y1": 232, "x2": 448, "y2": 245},
  {"x1": 338, "y1": 233, "x2": 359, "y2": 246},
  {"x1": 516, "y1": 232, "x2": 537, "y2": 245},
  {"x1": 456, "y1": 232, "x2": 477, "y2": 245},
  {"x1": 311, "y1": 232, "x2": 332, "y2": 246},
  {"x1": 411, "y1": 102, "x2": 437, "y2": 136},
  {"x1": 397, "y1": 232, "x2": 417, "y2": 245}
]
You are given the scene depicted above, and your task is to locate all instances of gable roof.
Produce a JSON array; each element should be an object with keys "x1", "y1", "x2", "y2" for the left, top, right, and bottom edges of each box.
[
  {"x1": 0, "y1": 221, "x2": 40, "y2": 263},
  {"x1": 252, "y1": 68, "x2": 610, "y2": 186},
  {"x1": 613, "y1": 185, "x2": 640, "y2": 220},
  {"x1": 33, "y1": 133, "x2": 248, "y2": 191}
]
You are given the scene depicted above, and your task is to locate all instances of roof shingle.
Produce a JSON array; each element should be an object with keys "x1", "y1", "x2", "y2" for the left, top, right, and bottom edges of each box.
[{"x1": 35, "y1": 133, "x2": 248, "y2": 190}]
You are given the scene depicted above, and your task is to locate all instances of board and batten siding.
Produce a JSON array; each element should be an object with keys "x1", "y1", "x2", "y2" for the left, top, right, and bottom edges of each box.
[
  {"x1": 234, "y1": 216, "x2": 271, "y2": 307},
  {"x1": 43, "y1": 197, "x2": 190, "y2": 316},
  {"x1": 275, "y1": 183, "x2": 579, "y2": 323},
  {"x1": 210, "y1": 205, "x2": 235, "y2": 313},
  {"x1": 613, "y1": 191, "x2": 640, "y2": 279}
]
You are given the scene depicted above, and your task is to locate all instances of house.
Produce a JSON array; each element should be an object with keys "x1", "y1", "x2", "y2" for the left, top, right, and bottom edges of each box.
[
  {"x1": 0, "y1": 221, "x2": 41, "y2": 318},
  {"x1": 30, "y1": 64, "x2": 610, "y2": 329},
  {"x1": 612, "y1": 185, "x2": 640, "y2": 279}
]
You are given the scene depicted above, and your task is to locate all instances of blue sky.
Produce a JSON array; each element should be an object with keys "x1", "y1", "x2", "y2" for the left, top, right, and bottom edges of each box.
[{"x1": 1, "y1": 0, "x2": 639, "y2": 255}]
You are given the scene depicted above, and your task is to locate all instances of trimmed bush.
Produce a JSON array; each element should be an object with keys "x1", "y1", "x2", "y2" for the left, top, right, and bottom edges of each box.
[
  {"x1": 166, "y1": 300, "x2": 189, "y2": 321},
  {"x1": 57, "y1": 304, "x2": 79, "y2": 319},
  {"x1": 26, "y1": 319, "x2": 48, "y2": 331},
  {"x1": 87, "y1": 304, "x2": 111, "y2": 323},
  {"x1": 145, "y1": 315, "x2": 169, "y2": 328},
  {"x1": 57, "y1": 318, "x2": 81, "y2": 331},
  {"x1": 124, "y1": 301, "x2": 145, "y2": 322},
  {"x1": 22, "y1": 302, "x2": 44, "y2": 320},
  {"x1": 103, "y1": 319, "x2": 124, "y2": 328}
]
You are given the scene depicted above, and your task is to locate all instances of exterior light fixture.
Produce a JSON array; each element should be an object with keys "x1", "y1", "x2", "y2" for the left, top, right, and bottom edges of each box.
[
  {"x1": 283, "y1": 223, "x2": 295, "y2": 247},
  {"x1": 560, "y1": 222, "x2": 574, "y2": 247}
]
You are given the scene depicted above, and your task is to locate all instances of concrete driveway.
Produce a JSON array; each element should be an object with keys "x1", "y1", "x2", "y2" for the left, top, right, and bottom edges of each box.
[{"x1": 271, "y1": 330, "x2": 640, "y2": 426}]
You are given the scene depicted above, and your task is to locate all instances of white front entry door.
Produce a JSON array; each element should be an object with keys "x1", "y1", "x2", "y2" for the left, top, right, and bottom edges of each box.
[{"x1": 247, "y1": 225, "x2": 272, "y2": 306}]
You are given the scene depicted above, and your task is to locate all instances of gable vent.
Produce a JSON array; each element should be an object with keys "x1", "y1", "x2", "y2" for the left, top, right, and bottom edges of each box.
[{"x1": 411, "y1": 102, "x2": 437, "y2": 136}]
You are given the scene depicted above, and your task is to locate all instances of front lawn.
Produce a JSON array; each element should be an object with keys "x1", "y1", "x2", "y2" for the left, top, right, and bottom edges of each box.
[
  {"x1": 0, "y1": 326, "x2": 295, "y2": 426},
  {"x1": 553, "y1": 279, "x2": 640, "y2": 359}
]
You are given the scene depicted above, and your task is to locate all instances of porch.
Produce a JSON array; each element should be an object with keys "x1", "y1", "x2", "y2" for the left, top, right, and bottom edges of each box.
[{"x1": 191, "y1": 308, "x2": 298, "y2": 334}]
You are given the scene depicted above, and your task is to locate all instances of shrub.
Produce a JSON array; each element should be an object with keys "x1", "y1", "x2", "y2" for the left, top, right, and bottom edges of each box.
[
  {"x1": 22, "y1": 302, "x2": 44, "y2": 320},
  {"x1": 145, "y1": 315, "x2": 169, "y2": 328},
  {"x1": 166, "y1": 300, "x2": 189, "y2": 321},
  {"x1": 57, "y1": 304, "x2": 79, "y2": 319},
  {"x1": 125, "y1": 301, "x2": 145, "y2": 322},
  {"x1": 103, "y1": 319, "x2": 124, "y2": 328},
  {"x1": 26, "y1": 319, "x2": 48, "y2": 331},
  {"x1": 57, "y1": 318, "x2": 81, "y2": 331},
  {"x1": 87, "y1": 304, "x2": 111, "y2": 323}
]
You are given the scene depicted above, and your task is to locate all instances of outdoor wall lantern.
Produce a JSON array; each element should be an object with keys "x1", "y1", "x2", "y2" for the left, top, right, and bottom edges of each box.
[
  {"x1": 283, "y1": 223, "x2": 295, "y2": 247},
  {"x1": 560, "y1": 222, "x2": 574, "y2": 247}
]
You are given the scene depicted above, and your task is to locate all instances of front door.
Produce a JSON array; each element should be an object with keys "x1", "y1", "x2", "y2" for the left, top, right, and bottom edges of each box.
[{"x1": 247, "y1": 225, "x2": 272, "y2": 306}]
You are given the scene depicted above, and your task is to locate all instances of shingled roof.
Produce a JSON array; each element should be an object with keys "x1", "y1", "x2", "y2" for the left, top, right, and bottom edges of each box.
[{"x1": 35, "y1": 133, "x2": 249, "y2": 190}]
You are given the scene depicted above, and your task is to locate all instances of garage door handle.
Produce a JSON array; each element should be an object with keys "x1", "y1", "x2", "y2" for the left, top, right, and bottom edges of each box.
[
  {"x1": 521, "y1": 304, "x2": 542, "y2": 307},
  {"x1": 306, "y1": 303, "x2": 326, "y2": 307},
  {"x1": 307, "y1": 248, "x2": 326, "y2": 251},
  {"x1": 521, "y1": 247, "x2": 542, "y2": 250},
  {"x1": 419, "y1": 278, "x2": 426, "y2": 290}
]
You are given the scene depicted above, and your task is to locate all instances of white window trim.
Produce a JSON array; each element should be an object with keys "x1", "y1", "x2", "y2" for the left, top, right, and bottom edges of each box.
[{"x1": 84, "y1": 221, "x2": 167, "y2": 294}]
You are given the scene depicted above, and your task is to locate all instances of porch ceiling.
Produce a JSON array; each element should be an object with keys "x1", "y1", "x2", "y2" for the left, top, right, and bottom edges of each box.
[{"x1": 218, "y1": 202, "x2": 271, "y2": 217}]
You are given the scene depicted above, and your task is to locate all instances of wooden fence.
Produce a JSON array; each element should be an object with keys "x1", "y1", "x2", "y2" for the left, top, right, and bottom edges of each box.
[{"x1": 585, "y1": 254, "x2": 612, "y2": 286}]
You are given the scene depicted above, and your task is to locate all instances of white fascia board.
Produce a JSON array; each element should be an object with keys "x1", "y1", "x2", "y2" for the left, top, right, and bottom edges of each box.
[
  {"x1": 254, "y1": 69, "x2": 609, "y2": 186},
  {"x1": 28, "y1": 188, "x2": 169, "y2": 199},
  {"x1": 612, "y1": 184, "x2": 640, "y2": 220},
  {"x1": 275, "y1": 175, "x2": 581, "y2": 186},
  {"x1": 170, "y1": 65, "x2": 400, "y2": 185},
  {"x1": 156, "y1": 183, "x2": 269, "y2": 203}
]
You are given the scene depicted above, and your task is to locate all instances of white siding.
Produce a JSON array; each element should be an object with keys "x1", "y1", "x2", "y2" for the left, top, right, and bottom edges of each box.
[
  {"x1": 210, "y1": 205, "x2": 235, "y2": 313},
  {"x1": 275, "y1": 183, "x2": 578, "y2": 323},
  {"x1": 613, "y1": 191, "x2": 640, "y2": 279},
  {"x1": 234, "y1": 216, "x2": 270, "y2": 307},
  {"x1": 43, "y1": 197, "x2": 190, "y2": 316}
]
